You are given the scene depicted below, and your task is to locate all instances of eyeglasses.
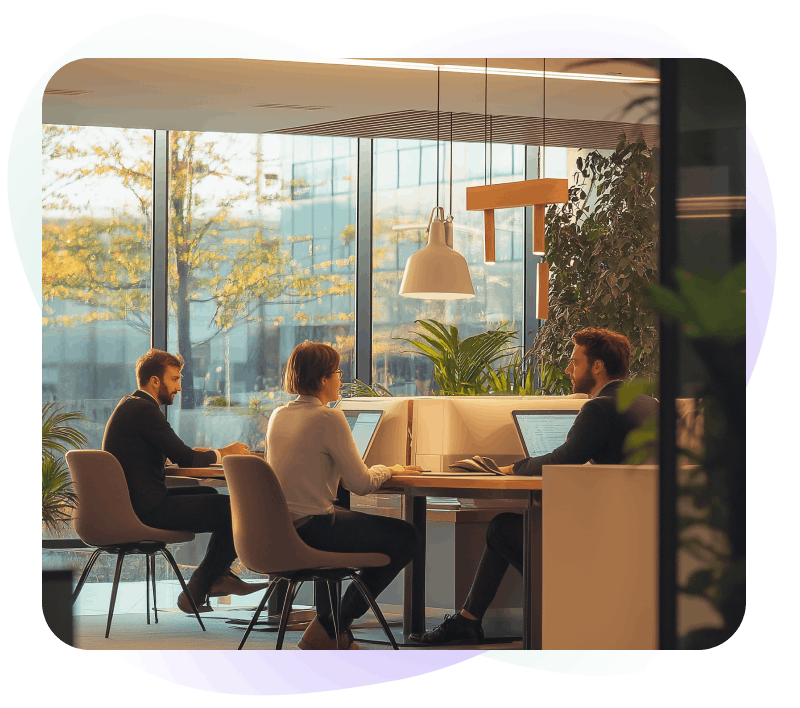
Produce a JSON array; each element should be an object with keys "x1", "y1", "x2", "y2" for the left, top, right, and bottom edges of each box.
[{"x1": 333, "y1": 369, "x2": 344, "y2": 377}]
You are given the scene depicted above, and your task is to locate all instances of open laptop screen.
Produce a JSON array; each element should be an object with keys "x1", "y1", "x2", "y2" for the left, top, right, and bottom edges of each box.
[
  {"x1": 512, "y1": 410, "x2": 579, "y2": 458},
  {"x1": 342, "y1": 410, "x2": 384, "y2": 461}
]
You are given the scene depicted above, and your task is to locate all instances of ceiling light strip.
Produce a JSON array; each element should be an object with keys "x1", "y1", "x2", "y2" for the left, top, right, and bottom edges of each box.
[{"x1": 283, "y1": 58, "x2": 658, "y2": 84}]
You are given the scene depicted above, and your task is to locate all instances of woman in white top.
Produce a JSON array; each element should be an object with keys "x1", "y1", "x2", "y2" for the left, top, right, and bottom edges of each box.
[{"x1": 266, "y1": 341, "x2": 420, "y2": 650}]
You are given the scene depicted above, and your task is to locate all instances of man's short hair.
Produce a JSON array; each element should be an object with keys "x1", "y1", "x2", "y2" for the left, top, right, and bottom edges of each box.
[
  {"x1": 571, "y1": 328, "x2": 631, "y2": 379},
  {"x1": 283, "y1": 341, "x2": 340, "y2": 395},
  {"x1": 136, "y1": 349, "x2": 184, "y2": 388}
]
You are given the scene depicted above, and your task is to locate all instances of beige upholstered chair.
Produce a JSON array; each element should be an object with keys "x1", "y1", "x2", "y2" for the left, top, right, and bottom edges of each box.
[
  {"x1": 66, "y1": 450, "x2": 206, "y2": 637},
  {"x1": 223, "y1": 454, "x2": 399, "y2": 650}
]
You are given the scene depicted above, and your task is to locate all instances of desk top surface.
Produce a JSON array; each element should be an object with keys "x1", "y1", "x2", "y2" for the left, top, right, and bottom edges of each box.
[
  {"x1": 383, "y1": 474, "x2": 542, "y2": 491},
  {"x1": 168, "y1": 467, "x2": 543, "y2": 491}
]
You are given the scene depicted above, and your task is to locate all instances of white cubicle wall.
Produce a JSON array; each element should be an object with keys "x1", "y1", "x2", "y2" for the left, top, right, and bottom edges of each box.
[
  {"x1": 340, "y1": 395, "x2": 590, "y2": 472},
  {"x1": 411, "y1": 396, "x2": 588, "y2": 473}
]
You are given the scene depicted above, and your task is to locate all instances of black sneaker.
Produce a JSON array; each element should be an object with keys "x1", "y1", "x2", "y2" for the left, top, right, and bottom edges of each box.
[{"x1": 414, "y1": 613, "x2": 485, "y2": 646}]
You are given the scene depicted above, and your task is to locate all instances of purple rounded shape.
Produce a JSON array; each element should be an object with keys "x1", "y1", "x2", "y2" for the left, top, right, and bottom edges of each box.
[
  {"x1": 126, "y1": 650, "x2": 482, "y2": 695},
  {"x1": 114, "y1": 15, "x2": 777, "y2": 695},
  {"x1": 745, "y1": 127, "x2": 776, "y2": 384}
]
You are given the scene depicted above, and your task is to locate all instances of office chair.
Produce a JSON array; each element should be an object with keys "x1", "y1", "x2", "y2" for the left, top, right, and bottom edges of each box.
[
  {"x1": 65, "y1": 450, "x2": 207, "y2": 638},
  {"x1": 223, "y1": 455, "x2": 399, "y2": 650}
]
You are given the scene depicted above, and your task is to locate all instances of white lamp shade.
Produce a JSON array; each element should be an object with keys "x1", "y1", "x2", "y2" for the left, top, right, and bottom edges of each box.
[{"x1": 399, "y1": 220, "x2": 475, "y2": 299}]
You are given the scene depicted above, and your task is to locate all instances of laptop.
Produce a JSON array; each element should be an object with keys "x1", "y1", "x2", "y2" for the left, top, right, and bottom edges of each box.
[
  {"x1": 511, "y1": 409, "x2": 579, "y2": 458},
  {"x1": 342, "y1": 409, "x2": 384, "y2": 461}
]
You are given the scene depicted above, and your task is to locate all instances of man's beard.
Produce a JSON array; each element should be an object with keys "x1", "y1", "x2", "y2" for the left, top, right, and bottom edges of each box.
[
  {"x1": 572, "y1": 368, "x2": 597, "y2": 395},
  {"x1": 157, "y1": 382, "x2": 175, "y2": 406}
]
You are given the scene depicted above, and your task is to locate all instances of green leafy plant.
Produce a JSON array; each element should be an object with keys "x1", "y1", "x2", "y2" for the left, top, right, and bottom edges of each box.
[
  {"x1": 533, "y1": 133, "x2": 659, "y2": 383},
  {"x1": 341, "y1": 379, "x2": 394, "y2": 398},
  {"x1": 534, "y1": 359, "x2": 573, "y2": 396},
  {"x1": 395, "y1": 319, "x2": 518, "y2": 395},
  {"x1": 485, "y1": 350, "x2": 536, "y2": 395},
  {"x1": 42, "y1": 403, "x2": 88, "y2": 532}
]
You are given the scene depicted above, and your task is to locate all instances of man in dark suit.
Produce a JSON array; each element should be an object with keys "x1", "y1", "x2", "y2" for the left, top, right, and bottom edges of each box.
[
  {"x1": 102, "y1": 349, "x2": 267, "y2": 613},
  {"x1": 417, "y1": 328, "x2": 659, "y2": 645}
]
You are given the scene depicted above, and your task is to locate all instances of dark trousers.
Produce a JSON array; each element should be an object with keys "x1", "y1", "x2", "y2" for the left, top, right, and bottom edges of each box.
[
  {"x1": 138, "y1": 486, "x2": 237, "y2": 594},
  {"x1": 295, "y1": 507, "x2": 420, "y2": 628},
  {"x1": 463, "y1": 511, "x2": 527, "y2": 620}
]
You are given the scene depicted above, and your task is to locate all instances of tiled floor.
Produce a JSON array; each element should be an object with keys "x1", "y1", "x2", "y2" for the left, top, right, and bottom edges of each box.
[{"x1": 73, "y1": 606, "x2": 521, "y2": 651}]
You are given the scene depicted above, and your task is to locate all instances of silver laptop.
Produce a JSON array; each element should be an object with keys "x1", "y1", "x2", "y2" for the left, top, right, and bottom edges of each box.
[
  {"x1": 511, "y1": 410, "x2": 579, "y2": 458},
  {"x1": 342, "y1": 409, "x2": 384, "y2": 461}
]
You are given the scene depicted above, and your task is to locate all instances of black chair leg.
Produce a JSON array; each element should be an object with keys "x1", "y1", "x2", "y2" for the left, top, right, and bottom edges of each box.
[
  {"x1": 105, "y1": 551, "x2": 126, "y2": 638},
  {"x1": 326, "y1": 581, "x2": 340, "y2": 649},
  {"x1": 72, "y1": 548, "x2": 103, "y2": 604},
  {"x1": 349, "y1": 573, "x2": 399, "y2": 650},
  {"x1": 145, "y1": 553, "x2": 151, "y2": 625},
  {"x1": 276, "y1": 578, "x2": 299, "y2": 650},
  {"x1": 238, "y1": 579, "x2": 280, "y2": 650},
  {"x1": 158, "y1": 548, "x2": 205, "y2": 631},
  {"x1": 150, "y1": 553, "x2": 158, "y2": 624}
]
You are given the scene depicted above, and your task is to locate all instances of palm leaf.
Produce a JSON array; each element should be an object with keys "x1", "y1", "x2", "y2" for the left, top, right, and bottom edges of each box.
[
  {"x1": 42, "y1": 455, "x2": 78, "y2": 532},
  {"x1": 42, "y1": 402, "x2": 89, "y2": 459}
]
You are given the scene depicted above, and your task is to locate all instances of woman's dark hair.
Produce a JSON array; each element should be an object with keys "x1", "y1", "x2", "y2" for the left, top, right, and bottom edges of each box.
[
  {"x1": 136, "y1": 349, "x2": 184, "y2": 387},
  {"x1": 571, "y1": 328, "x2": 631, "y2": 379},
  {"x1": 283, "y1": 341, "x2": 340, "y2": 395}
]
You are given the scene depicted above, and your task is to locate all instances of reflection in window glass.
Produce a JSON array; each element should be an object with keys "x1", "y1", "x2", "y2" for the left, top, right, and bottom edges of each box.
[
  {"x1": 42, "y1": 125, "x2": 153, "y2": 451},
  {"x1": 165, "y1": 133, "x2": 357, "y2": 449},
  {"x1": 372, "y1": 139, "x2": 525, "y2": 395}
]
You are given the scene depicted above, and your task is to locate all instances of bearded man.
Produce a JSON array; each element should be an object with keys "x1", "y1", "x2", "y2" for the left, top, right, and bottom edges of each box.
[
  {"x1": 102, "y1": 349, "x2": 267, "y2": 614},
  {"x1": 416, "y1": 328, "x2": 658, "y2": 645}
]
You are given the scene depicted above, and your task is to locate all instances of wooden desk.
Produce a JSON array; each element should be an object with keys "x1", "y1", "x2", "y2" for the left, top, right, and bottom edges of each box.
[
  {"x1": 169, "y1": 467, "x2": 543, "y2": 649},
  {"x1": 381, "y1": 474, "x2": 543, "y2": 650}
]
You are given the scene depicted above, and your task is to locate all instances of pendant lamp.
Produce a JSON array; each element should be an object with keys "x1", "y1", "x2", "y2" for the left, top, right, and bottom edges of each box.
[
  {"x1": 399, "y1": 206, "x2": 474, "y2": 299},
  {"x1": 399, "y1": 69, "x2": 475, "y2": 300}
]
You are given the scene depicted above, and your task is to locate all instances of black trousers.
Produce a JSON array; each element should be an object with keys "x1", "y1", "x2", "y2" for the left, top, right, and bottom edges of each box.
[
  {"x1": 138, "y1": 486, "x2": 237, "y2": 594},
  {"x1": 295, "y1": 507, "x2": 420, "y2": 628},
  {"x1": 462, "y1": 511, "x2": 530, "y2": 620}
]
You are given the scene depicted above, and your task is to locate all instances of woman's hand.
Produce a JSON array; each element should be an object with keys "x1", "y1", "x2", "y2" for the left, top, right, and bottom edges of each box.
[
  {"x1": 498, "y1": 465, "x2": 515, "y2": 475},
  {"x1": 387, "y1": 464, "x2": 422, "y2": 475}
]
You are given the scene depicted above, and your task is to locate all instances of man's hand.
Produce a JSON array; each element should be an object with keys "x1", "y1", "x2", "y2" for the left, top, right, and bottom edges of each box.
[
  {"x1": 499, "y1": 465, "x2": 515, "y2": 475},
  {"x1": 219, "y1": 442, "x2": 250, "y2": 457}
]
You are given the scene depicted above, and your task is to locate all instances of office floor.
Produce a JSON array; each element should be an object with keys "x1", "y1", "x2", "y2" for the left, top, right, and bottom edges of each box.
[{"x1": 74, "y1": 607, "x2": 521, "y2": 651}]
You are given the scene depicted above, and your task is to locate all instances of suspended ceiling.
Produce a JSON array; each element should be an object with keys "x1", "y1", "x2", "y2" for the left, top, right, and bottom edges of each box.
[{"x1": 43, "y1": 58, "x2": 660, "y2": 149}]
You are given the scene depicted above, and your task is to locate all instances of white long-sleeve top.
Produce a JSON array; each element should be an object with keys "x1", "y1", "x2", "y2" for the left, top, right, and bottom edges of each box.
[{"x1": 265, "y1": 394, "x2": 393, "y2": 520}]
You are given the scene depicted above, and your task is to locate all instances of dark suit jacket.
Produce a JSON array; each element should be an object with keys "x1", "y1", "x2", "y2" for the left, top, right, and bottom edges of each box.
[
  {"x1": 102, "y1": 390, "x2": 217, "y2": 516},
  {"x1": 512, "y1": 380, "x2": 658, "y2": 476}
]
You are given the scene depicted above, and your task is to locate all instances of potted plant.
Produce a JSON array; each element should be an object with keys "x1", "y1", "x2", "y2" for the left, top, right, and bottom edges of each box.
[
  {"x1": 42, "y1": 403, "x2": 88, "y2": 535},
  {"x1": 394, "y1": 318, "x2": 524, "y2": 395}
]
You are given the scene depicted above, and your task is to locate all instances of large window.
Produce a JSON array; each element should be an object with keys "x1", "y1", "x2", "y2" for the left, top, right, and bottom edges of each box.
[
  {"x1": 372, "y1": 139, "x2": 527, "y2": 395},
  {"x1": 164, "y1": 133, "x2": 358, "y2": 449},
  {"x1": 42, "y1": 125, "x2": 153, "y2": 450}
]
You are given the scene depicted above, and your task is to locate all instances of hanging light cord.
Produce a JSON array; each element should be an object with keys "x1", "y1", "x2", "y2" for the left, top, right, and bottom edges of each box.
[
  {"x1": 484, "y1": 59, "x2": 488, "y2": 186},
  {"x1": 436, "y1": 67, "x2": 440, "y2": 208},
  {"x1": 542, "y1": 58, "x2": 546, "y2": 178},
  {"x1": 449, "y1": 111, "x2": 453, "y2": 216}
]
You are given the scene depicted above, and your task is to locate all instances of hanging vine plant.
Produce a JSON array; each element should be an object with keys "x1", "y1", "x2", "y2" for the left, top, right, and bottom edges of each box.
[{"x1": 533, "y1": 134, "x2": 659, "y2": 391}]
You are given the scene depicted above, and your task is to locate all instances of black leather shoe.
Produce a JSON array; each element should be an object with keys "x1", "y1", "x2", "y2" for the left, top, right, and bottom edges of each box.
[{"x1": 413, "y1": 613, "x2": 485, "y2": 646}]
